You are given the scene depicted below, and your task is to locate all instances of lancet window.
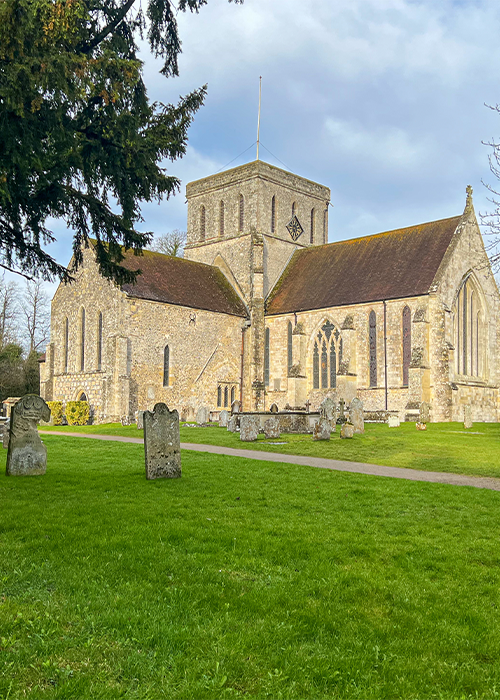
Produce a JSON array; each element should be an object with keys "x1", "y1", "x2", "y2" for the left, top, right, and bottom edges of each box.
[
  {"x1": 64, "y1": 317, "x2": 69, "y2": 373},
  {"x1": 79, "y1": 308, "x2": 85, "y2": 371},
  {"x1": 369, "y1": 311, "x2": 377, "y2": 387},
  {"x1": 453, "y1": 276, "x2": 484, "y2": 377},
  {"x1": 163, "y1": 345, "x2": 170, "y2": 387},
  {"x1": 292, "y1": 202, "x2": 296, "y2": 218},
  {"x1": 200, "y1": 206, "x2": 206, "y2": 241},
  {"x1": 312, "y1": 320, "x2": 343, "y2": 389},
  {"x1": 402, "y1": 306, "x2": 411, "y2": 386},
  {"x1": 239, "y1": 195, "x2": 244, "y2": 232},
  {"x1": 323, "y1": 209, "x2": 327, "y2": 244},
  {"x1": 310, "y1": 208, "x2": 315, "y2": 244},
  {"x1": 217, "y1": 383, "x2": 237, "y2": 408},
  {"x1": 219, "y1": 201, "x2": 225, "y2": 237},
  {"x1": 271, "y1": 196, "x2": 276, "y2": 233}
]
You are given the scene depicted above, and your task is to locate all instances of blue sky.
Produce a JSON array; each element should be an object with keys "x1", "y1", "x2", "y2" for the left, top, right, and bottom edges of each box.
[{"x1": 30, "y1": 0, "x2": 500, "y2": 296}]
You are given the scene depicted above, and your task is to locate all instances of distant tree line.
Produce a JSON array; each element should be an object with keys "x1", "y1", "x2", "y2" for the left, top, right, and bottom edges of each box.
[{"x1": 0, "y1": 275, "x2": 50, "y2": 404}]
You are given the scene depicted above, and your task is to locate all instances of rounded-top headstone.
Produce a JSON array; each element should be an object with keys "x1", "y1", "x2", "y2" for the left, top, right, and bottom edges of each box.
[{"x1": 6, "y1": 395, "x2": 51, "y2": 476}]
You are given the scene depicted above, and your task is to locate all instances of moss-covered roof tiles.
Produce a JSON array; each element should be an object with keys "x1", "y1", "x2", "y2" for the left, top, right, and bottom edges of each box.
[
  {"x1": 266, "y1": 215, "x2": 462, "y2": 315},
  {"x1": 120, "y1": 248, "x2": 247, "y2": 317}
]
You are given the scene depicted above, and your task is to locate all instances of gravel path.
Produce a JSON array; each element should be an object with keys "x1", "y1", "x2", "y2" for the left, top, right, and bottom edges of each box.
[{"x1": 39, "y1": 431, "x2": 500, "y2": 491}]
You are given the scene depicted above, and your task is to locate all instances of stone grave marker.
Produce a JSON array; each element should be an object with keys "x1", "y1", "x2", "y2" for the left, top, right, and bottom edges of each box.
[
  {"x1": 419, "y1": 402, "x2": 431, "y2": 424},
  {"x1": 240, "y1": 415, "x2": 259, "y2": 442},
  {"x1": 196, "y1": 406, "x2": 209, "y2": 425},
  {"x1": 2, "y1": 418, "x2": 10, "y2": 449},
  {"x1": 464, "y1": 405, "x2": 473, "y2": 429},
  {"x1": 319, "y1": 397, "x2": 335, "y2": 422},
  {"x1": 136, "y1": 410, "x2": 144, "y2": 430},
  {"x1": 349, "y1": 397, "x2": 364, "y2": 434},
  {"x1": 269, "y1": 403, "x2": 279, "y2": 413},
  {"x1": 337, "y1": 398, "x2": 347, "y2": 425},
  {"x1": 340, "y1": 422, "x2": 354, "y2": 439},
  {"x1": 227, "y1": 416, "x2": 238, "y2": 433},
  {"x1": 143, "y1": 403, "x2": 181, "y2": 480},
  {"x1": 6, "y1": 395, "x2": 51, "y2": 476},
  {"x1": 219, "y1": 410, "x2": 230, "y2": 428},
  {"x1": 388, "y1": 414, "x2": 400, "y2": 428},
  {"x1": 263, "y1": 417, "x2": 280, "y2": 439},
  {"x1": 313, "y1": 417, "x2": 331, "y2": 441},
  {"x1": 121, "y1": 415, "x2": 132, "y2": 426},
  {"x1": 231, "y1": 400, "x2": 240, "y2": 414}
]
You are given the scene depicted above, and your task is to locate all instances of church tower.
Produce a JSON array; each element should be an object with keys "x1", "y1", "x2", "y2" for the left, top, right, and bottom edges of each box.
[{"x1": 184, "y1": 160, "x2": 331, "y2": 410}]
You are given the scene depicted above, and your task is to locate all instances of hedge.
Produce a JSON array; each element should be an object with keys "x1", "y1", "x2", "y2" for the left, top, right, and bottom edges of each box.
[
  {"x1": 65, "y1": 401, "x2": 90, "y2": 426},
  {"x1": 46, "y1": 401, "x2": 64, "y2": 425}
]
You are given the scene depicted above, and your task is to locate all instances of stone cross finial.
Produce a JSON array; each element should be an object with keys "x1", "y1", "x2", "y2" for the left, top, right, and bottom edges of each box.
[{"x1": 464, "y1": 185, "x2": 473, "y2": 215}]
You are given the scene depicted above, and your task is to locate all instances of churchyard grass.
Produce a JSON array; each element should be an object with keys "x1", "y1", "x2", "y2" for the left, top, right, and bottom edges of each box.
[
  {"x1": 1, "y1": 435, "x2": 500, "y2": 699},
  {"x1": 41, "y1": 421, "x2": 500, "y2": 479}
]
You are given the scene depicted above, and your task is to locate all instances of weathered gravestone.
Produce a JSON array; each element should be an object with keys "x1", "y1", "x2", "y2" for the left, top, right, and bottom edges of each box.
[
  {"x1": 388, "y1": 414, "x2": 400, "y2": 428},
  {"x1": 136, "y1": 410, "x2": 144, "y2": 430},
  {"x1": 313, "y1": 417, "x2": 331, "y2": 441},
  {"x1": 464, "y1": 405, "x2": 473, "y2": 429},
  {"x1": 340, "y1": 422, "x2": 354, "y2": 439},
  {"x1": 143, "y1": 403, "x2": 181, "y2": 480},
  {"x1": 6, "y1": 395, "x2": 51, "y2": 476},
  {"x1": 231, "y1": 400, "x2": 240, "y2": 414},
  {"x1": 227, "y1": 416, "x2": 238, "y2": 433},
  {"x1": 240, "y1": 415, "x2": 259, "y2": 442},
  {"x1": 121, "y1": 415, "x2": 132, "y2": 426},
  {"x1": 263, "y1": 417, "x2": 280, "y2": 439},
  {"x1": 196, "y1": 406, "x2": 209, "y2": 425},
  {"x1": 337, "y1": 398, "x2": 347, "y2": 425},
  {"x1": 319, "y1": 397, "x2": 336, "y2": 422},
  {"x1": 269, "y1": 403, "x2": 279, "y2": 414},
  {"x1": 219, "y1": 410, "x2": 230, "y2": 428},
  {"x1": 350, "y1": 397, "x2": 364, "y2": 434},
  {"x1": 2, "y1": 419, "x2": 10, "y2": 449},
  {"x1": 419, "y1": 402, "x2": 431, "y2": 424}
]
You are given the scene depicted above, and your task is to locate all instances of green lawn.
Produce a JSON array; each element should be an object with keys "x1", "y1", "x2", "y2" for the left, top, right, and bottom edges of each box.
[
  {"x1": 41, "y1": 420, "x2": 500, "y2": 478},
  {"x1": 1, "y1": 436, "x2": 500, "y2": 698}
]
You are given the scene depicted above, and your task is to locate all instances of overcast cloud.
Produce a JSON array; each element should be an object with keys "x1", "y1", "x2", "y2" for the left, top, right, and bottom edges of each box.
[{"x1": 36, "y1": 0, "x2": 500, "y2": 294}]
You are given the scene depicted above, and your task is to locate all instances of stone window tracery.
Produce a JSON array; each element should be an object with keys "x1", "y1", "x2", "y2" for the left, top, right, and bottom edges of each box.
[
  {"x1": 239, "y1": 194, "x2": 244, "y2": 232},
  {"x1": 312, "y1": 320, "x2": 342, "y2": 389},
  {"x1": 219, "y1": 200, "x2": 225, "y2": 237},
  {"x1": 402, "y1": 305, "x2": 411, "y2": 386},
  {"x1": 271, "y1": 196, "x2": 276, "y2": 233},
  {"x1": 369, "y1": 310, "x2": 377, "y2": 387},
  {"x1": 200, "y1": 206, "x2": 206, "y2": 241},
  {"x1": 453, "y1": 276, "x2": 484, "y2": 377},
  {"x1": 163, "y1": 345, "x2": 170, "y2": 387},
  {"x1": 217, "y1": 383, "x2": 237, "y2": 408}
]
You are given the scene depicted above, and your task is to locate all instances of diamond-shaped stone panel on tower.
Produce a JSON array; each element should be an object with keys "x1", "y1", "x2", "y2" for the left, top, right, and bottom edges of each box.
[{"x1": 286, "y1": 215, "x2": 304, "y2": 241}]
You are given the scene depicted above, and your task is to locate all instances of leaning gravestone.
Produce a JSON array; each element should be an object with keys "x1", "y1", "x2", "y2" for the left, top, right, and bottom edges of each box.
[
  {"x1": 136, "y1": 410, "x2": 144, "y2": 430},
  {"x1": 143, "y1": 403, "x2": 181, "y2": 480},
  {"x1": 6, "y1": 395, "x2": 51, "y2": 476},
  {"x1": 196, "y1": 406, "x2": 209, "y2": 425},
  {"x1": 240, "y1": 415, "x2": 259, "y2": 442},
  {"x1": 350, "y1": 397, "x2": 364, "y2": 434},
  {"x1": 219, "y1": 410, "x2": 229, "y2": 428},
  {"x1": 313, "y1": 417, "x2": 331, "y2": 441},
  {"x1": 464, "y1": 405, "x2": 473, "y2": 429},
  {"x1": 340, "y1": 422, "x2": 354, "y2": 439},
  {"x1": 227, "y1": 416, "x2": 238, "y2": 433},
  {"x1": 263, "y1": 417, "x2": 280, "y2": 439},
  {"x1": 419, "y1": 402, "x2": 431, "y2": 424}
]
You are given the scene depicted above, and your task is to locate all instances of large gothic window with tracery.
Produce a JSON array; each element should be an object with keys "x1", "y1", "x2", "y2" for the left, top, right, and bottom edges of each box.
[
  {"x1": 369, "y1": 311, "x2": 377, "y2": 387},
  {"x1": 402, "y1": 306, "x2": 411, "y2": 387},
  {"x1": 312, "y1": 320, "x2": 343, "y2": 389},
  {"x1": 453, "y1": 276, "x2": 484, "y2": 377}
]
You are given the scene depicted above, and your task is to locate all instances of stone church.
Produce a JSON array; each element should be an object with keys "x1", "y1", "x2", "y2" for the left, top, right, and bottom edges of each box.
[{"x1": 40, "y1": 160, "x2": 500, "y2": 423}]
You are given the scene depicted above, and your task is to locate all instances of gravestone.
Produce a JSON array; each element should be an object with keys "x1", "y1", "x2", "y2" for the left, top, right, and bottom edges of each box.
[
  {"x1": 196, "y1": 406, "x2": 209, "y2": 425},
  {"x1": 313, "y1": 417, "x2": 331, "y2": 441},
  {"x1": 419, "y1": 402, "x2": 431, "y2": 424},
  {"x1": 143, "y1": 403, "x2": 181, "y2": 480},
  {"x1": 340, "y1": 422, "x2": 354, "y2": 439},
  {"x1": 231, "y1": 400, "x2": 240, "y2": 414},
  {"x1": 2, "y1": 419, "x2": 10, "y2": 449},
  {"x1": 263, "y1": 417, "x2": 280, "y2": 439},
  {"x1": 350, "y1": 397, "x2": 364, "y2": 434},
  {"x1": 388, "y1": 414, "x2": 400, "y2": 428},
  {"x1": 240, "y1": 415, "x2": 259, "y2": 442},
  {"x1": 269, "y1": 403, "x2": 279, "y2": 414},
  {"x1": 219, "y1": 410, "x2": 230, "y2": 428},
  {"x1": 121, "y1": 415, "x2": 131, "y2": 426},
  {"x1": 464, "y1": 405, "x2": 473, "y2": 429},
  {"x1": 319, "y1": 397, "x2": 336, "y2": 422},
  {"x1": 136, "y1": 410, "x2": 144, "y2": 430},
  {"x1": 6, "y1": 395, "x2": 51, "y2": 476},
  {"x1": 337, "y1": 398, "x2": 347, "y2": 425},
  {"x1": 227, "y1": 416, "x2": 238, "y2": 433}
]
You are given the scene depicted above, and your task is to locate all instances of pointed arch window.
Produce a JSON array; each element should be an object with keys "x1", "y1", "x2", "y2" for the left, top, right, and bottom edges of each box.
[
  {"x1": 231, "y1": 386, "x2": 235, "y2": 404},
  {"x1": 264, "y1": 327, "x2": 270, "y2": 386},
  {"x1": 369, "y1": 311, "x2": 377, "y2": 387},
  {"x1": 453, "y1": 276, "x2": 484, "y2": 377},
  {"x1": 239, "y1": 194, "x2": 244, "y2": 232},
  {"x1": 96, "y1": 312, "x2": 103, "y2": 371},
  {"x1": 287, "y1": 321, "x2": 293, "y2": 375},
  {"x1": 402, "y1": 306, "x2": 411, "y2": 386},
  {"x1": 323, "y1": 209, "x2": 328, "y2": 244},
  {"x1": 292, "y1": 202, "x2": 296, "y2": 218},
  {"x1": 163, "y1": 345, "x2": 170, "y2": 387},
  {"x1": 224, "y1": 386, "x2": 229, "y2": 408},
  {"x1": 64, "y1": 317, "x2": 69, "y2": 373},
  {"x1": 217, "y1": 385, "x2": 222, "y2": 407},
  {"x1": 79, "y1": 308, "x2": 85, "y2": 371},
  {"x1": 312, "y1": 320, "x2": 342, "y2": 389},
  {"x1": 219, "y1": 201, "x2": 225, "y2": 237},
  {"x1": 310, "y1": 208, "x2": 315, "y2": 244},
  {"x1": 200, "y1": 206, "x2": 206, "y2": 241},
  {"x1": 271, "y1": 196, "x2": 276, "y2": 233}
]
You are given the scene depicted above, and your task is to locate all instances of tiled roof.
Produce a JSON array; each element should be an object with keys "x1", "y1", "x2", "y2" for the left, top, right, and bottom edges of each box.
[
  {"x1": 266, "y1": 215, "x2": 462, "y2": 315},
  {"x1": 120, "y1": 249, "x2": 247, "y2": 317}
]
